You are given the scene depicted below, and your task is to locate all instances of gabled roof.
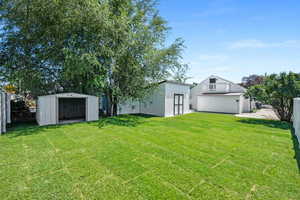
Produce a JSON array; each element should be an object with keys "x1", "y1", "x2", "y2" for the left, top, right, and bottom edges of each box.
[{"x1": 196, "y1": 75, "x2": 246, "y2": 91}]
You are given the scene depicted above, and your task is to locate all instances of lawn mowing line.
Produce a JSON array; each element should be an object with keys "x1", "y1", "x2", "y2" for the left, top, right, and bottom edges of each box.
[
  {"x1": 44, "y1": 133, "x2": 86, "y2": 200},
  {"x1": 139, "y1": 152, "x2": 199, "y2": 177},
  {"x1": 94, "y1": 174, "x2": 115, "y2": 185},
  {"x1": 25, "y1": 168, "x2": 67, "y2": 181},
  {"x1": 109, "y1": 128, "x2": 255, "y2": 186},
  {"x1": 112, "y1": 128, "x2": 270, "y2": 194},
  {"x1": 155, "y1": 175, "x2": 192, "y2": 200},
  {"x1": 164, "y1": 127, "x2": 291, "y2": 170},
  {"x1": 188, "y1": 180, "x2": 205, "y2": 194},
  {"x1": 109, "y1": 129, "x2": 212, "y2": 175},
  {"x1": 211, "y1": 156, "x2": 230, "y2": 169},
  {"x1": 132, "y1": 152, "x2": 239, "y2": 197},
  {"x1": 262, "y1": 165, "x2": 275, "y2": 175},
  {"x1": 122, "y1": 170, "x2": 154, "y2": 185},
  {"x1": 245, "y1": 184, "x2": 257, "y2": 200},
  {"x1": 59, "y1": 129, "x2": 140, "y2": 194},
  {"x1": 6, "y1": 137, "x2": 31, "y2": 200},
  {"x1": 166, "y1": 124, "x2": 289, "y2": 155},
  {"x1": 166, "y1": 118, "x2": 291, "y2": 147}
]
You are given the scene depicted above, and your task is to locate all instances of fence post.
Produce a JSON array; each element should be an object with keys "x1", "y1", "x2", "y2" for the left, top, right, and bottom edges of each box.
[{"x1": 294, "y1": 98, "x2": 300, "y2": 145}]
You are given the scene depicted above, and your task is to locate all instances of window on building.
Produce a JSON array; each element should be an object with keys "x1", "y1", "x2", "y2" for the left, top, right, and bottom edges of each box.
[{"x1": 209, "y1": 78, "x2": 216, "y2": 90}]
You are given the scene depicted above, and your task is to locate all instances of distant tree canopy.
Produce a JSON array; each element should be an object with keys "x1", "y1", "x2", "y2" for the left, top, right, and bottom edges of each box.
[
  {"x1": 245, "y1": 72, "x2": 300, "y2": 122},
  {"x1": 0, "y1": 0, "x2": 188, "y2": 115},
  {"x1": 241, "y1": 74, "x2": 264, "y2": 88}
]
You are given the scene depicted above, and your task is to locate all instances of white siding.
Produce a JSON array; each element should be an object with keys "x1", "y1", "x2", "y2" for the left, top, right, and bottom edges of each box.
[
  {"x1": 294, "y1": 98, "x2": 300, "y2": 145},
  {"x1": 37, "y1": 95, "x2": 57, "y2": 126},
  {"x1": 118, "y1": 100, "x2": 140, "y2": 115},
  {"x1": 164, "y1": 83, "x2": 190, "y2": 117},
  {"x1": 87, "y1": 96, "x2": 99, "y2": 121},
  {"x1": 0, "y1": 92, "x2": 11, "y2": 134},
  {"x1": 6, "y1": 94, "x2": 11, "y2": 124},
  {"x1": 197, "y1": 95, "x2": 241, "y2": 114},
  {"x1": 241, "y1": 96, "x2": 251, "y2": 113},
  {"x1": 0, "y1": 92, "x2": 6, "y2": 134},
  {"x1": 141, "y1": 84, "x2": 166, "y2": 116}
]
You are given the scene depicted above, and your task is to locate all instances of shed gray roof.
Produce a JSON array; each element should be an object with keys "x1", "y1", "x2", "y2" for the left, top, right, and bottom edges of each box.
[
  {"x1": 159, "y1": 80, "x2": 193, "y2": 87},
  {"x1": 38, "y1": 92, "x2": 97, "y2": 98}
]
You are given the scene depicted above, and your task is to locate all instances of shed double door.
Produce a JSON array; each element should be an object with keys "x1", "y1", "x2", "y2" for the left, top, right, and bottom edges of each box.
[{"x1": 174, "y1": 94, "x2": 184, "y2": 115}]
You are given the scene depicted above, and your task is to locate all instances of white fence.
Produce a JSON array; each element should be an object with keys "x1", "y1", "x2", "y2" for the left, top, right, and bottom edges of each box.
[
  {"x1": 0, "y1": 92, "x2": 11, "y2": 134},
  {"x1": 294, "y1": 98, "x2": 300, "y2": 144}
]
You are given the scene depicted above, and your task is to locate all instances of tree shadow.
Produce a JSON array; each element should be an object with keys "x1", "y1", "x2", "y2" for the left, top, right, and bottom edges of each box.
[
  {"x1": 5, "y1": 122, "x2": 60, "y2": 138},
  {"x1": 95, "y1": 114, "x2": 156, "y2": 128},
  {"x1": 291, "y1": 128, "x2": 300, "y2": 173},
  {"x1": 237, "y1": 118, "x2": 291, "y2": 130}
]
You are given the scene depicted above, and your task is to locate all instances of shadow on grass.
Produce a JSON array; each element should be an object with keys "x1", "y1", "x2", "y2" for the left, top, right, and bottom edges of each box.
[
  {"x1": 237, "y1": 118, "x2": 291, "y2": 130},
  {"x1": 291, "y1": 128, "x2": 300, "y2": 173},
  {"x1": 95, "y1": 114, "x2": 155, "y2": 128},
  {"x1": 4, "y1": 122, "x2": 60, "y2": 138}
]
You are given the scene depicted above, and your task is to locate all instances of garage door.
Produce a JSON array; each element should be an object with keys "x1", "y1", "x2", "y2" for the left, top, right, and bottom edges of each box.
[{"x1": 197, "y1": 95, "x2": 240, "y2": 114}]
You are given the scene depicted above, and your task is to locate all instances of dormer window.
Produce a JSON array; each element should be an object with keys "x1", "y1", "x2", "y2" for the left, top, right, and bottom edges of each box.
[{"x1": 209, "y1": 78, "x2": 216, "y2": 90}]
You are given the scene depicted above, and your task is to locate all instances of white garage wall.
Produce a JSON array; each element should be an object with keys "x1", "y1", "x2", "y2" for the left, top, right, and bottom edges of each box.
[
  {"x1": 164, "y1": 82, "x2": 190, "y2": 117},
  {"x1": 294, "y1": 98, "x2": 300, "y2": 144},
  {"x1": 197, "y1": 95, "x2": 241, "y2": 114},
  {"x1": 241, "y1": 96, "x2": 251, "y2": 113}
]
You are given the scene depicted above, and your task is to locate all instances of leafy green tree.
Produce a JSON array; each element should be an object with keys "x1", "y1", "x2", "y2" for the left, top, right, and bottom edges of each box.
[
  {"x1": 0, "y1": 0, "x2": 187, "y2": 116},
  {"x1": 246, "y1": 72, "x2": 300, "y2": 122}
]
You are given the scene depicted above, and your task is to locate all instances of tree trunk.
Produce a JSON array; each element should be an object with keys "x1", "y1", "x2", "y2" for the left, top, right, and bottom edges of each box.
[
  {"x1": 113, "y1": 103, "x2": 118, "y2": 116},
  {"x1": 106, "y1": 91, "x2": 113, "y2": 117},
  {"x1": 112, "y1": 96, "x2": 118, "y2": 116}
]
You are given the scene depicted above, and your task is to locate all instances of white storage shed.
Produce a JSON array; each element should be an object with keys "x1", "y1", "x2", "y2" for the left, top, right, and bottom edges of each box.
[
  {"x1": 0, "y1": 91, "x2": 11, "y2": 134},
  {"x1": 36, "y1": 93, "x2": 99, "y2": 126},
  {"x1": 118, "y1": 80, "x2": 191, "y2": 117}
]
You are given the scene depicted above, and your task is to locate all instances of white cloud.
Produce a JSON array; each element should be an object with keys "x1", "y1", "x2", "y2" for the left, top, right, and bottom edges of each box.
[{"x1": 228, "y1": 39, "x2": 300, "y2": 49}]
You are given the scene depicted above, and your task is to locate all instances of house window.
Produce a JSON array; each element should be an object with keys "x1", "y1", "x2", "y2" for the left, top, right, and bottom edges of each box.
[
  {"x1": 131, "y1": 105, "x2": 135, "y2": 110},
  {"x1": 209, "y1": 78, "x2": 216, "y2": 90}
]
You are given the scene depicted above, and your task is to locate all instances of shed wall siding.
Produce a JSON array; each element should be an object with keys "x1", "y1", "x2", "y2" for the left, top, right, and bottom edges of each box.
[
  {"x1": 164, "y1": 83, "x2": 190, "y2": 117},
  {"x1": 0, "y1": 92, "x2": 10, "y2": 134},
  {"x1": 87, "y1": 96, "x2": 99, "y2": 121},
  {"x1": 294, "y1": 98, "x2": 300, "y2": 145},
  {"x1": 118, "y1": 100, "x2": 140, "y2": 115},
  {"x1": 140, "y1": 84, "x2": 166, "y2": 117}
]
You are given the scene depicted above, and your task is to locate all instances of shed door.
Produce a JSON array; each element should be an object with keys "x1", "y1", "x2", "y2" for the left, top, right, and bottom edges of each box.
[
  {"x1": 59, "y1": 98, "x2": 86, "y2": 121},
  {"x1": 174, "y1": 94, "x2": 184, "y2": 115}
]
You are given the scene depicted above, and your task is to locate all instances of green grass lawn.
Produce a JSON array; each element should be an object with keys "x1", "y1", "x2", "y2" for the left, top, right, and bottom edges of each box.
[{"x1": 0, "y1": 113, "x2": 299, "y2": 200}]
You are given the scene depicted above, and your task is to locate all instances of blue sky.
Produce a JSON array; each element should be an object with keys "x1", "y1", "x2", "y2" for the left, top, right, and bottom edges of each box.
[{"x1": 157, "y1": 0, "x2": 300, "y2": 83}]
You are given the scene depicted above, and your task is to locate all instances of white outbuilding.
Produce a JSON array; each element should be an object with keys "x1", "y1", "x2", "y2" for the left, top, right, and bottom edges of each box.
[
  {"x1": 36, "y1": 93, "x2": 99, "y2": 126},
  {"x1": 118, "y1": 80, "x2": 191, "y2": 117},
  {"x1": 0, "y1": 91, "x2": 11, "y2": 134}
]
